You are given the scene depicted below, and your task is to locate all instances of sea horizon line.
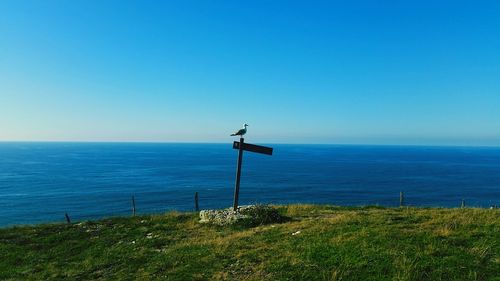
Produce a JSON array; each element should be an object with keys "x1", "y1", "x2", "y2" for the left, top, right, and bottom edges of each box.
[{"x1": 1, "y1": 140, "x2": 500, "y2": 148}]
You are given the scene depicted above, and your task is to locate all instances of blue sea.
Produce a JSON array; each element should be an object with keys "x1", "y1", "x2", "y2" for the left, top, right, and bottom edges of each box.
[{"x1": 1, "y1": 142, "x2": 499, "y2": 227}]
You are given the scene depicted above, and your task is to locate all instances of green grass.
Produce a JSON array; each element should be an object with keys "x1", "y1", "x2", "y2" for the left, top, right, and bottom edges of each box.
[{"x1": 0, "y1": 205, "x2": 499, "y2": 281}]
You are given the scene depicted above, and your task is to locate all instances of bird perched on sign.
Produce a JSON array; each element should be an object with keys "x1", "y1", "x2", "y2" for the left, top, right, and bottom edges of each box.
[{"x1": 231, "y1": 124, "x2": 249, "y2": 136}]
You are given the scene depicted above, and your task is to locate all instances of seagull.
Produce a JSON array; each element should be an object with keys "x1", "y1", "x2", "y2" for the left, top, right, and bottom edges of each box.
[{"x1": 230, "y1": 124, "x2": 249, "y2": 136}]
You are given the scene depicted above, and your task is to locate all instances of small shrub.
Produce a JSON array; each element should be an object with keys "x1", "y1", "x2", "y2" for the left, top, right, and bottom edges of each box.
[{"x1": 238, "y1": 205, "x2": 289, "y2": 227}]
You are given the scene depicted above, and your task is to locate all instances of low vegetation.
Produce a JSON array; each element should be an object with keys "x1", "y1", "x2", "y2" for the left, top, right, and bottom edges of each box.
[{"x1": 0, "y1": 205, "x2": 499, "y2": 280}]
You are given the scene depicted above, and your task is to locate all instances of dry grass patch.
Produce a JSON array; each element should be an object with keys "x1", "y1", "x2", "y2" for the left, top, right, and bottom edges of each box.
[{"x1": 286, "y1": 204, "x2": 323, "y2": 217}]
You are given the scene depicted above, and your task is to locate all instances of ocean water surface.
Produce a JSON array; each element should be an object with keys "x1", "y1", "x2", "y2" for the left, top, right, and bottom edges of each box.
[{"x1": 0, "y1": 142, "x2": 499, "y2": 226}]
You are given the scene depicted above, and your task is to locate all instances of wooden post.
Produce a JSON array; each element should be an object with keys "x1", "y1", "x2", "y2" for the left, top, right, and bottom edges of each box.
[
  {"x1": 233, "y1": 137, "x2": 244, "y2": 211},
  {"x1": 65, "y1": 213, "x2": 71, "y2": 224},
  {"x1": 195, "y1": 192, "x2": 199, "y2": 212},
  {"x1": 399, "y1": 191, "x2": 404, "y2": 207},
  {"x1": 132, "y1": 196, "x2": 136, "y2": 216},
  {"x1": 461, "y1": 199, "x2": 465, "y2": 208}
]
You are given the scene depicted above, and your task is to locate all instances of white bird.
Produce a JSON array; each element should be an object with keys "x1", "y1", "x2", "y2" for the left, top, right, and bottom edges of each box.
[{"x1": 230, "y1": 124, "x2": 249, "y2": 136}]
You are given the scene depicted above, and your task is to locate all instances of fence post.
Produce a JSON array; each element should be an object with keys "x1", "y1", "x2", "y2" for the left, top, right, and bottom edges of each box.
[
  {"x1": 65, "y1": 213, "x2": 71, "y2": 224},
  {"x1": 132, "y1": 196, "x2": 136, "y2": 216},
  {"x1": 399, "y1": 191, "x2": 404, "y2": 207},
  {"x1": 195, "y1": 192, "x2": 199, "y2": 212}
]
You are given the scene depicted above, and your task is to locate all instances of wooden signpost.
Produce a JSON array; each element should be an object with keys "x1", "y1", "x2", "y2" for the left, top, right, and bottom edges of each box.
[{"x1": 232, "y1": 137, "x2": 273, "y2": 211}]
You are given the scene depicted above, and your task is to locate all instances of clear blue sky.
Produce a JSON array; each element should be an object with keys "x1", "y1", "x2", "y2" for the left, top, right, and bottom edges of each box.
[{"x1": 1, "y1": 1, "x2": 499, "y2": 145}]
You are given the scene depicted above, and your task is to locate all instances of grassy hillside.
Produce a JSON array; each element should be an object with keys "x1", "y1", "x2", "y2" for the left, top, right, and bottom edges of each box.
[{"x1": 0, "y1": 205, "x2": 499, "y2": 281}]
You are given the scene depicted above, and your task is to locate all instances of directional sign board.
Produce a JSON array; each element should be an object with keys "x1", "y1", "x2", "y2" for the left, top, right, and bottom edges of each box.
[
  {"x1": 232, "y1": 137, "x2": 273, "y2": 210},
  {"x1": 233, "y1": 141, "x2": 273, "y2": 155}
]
